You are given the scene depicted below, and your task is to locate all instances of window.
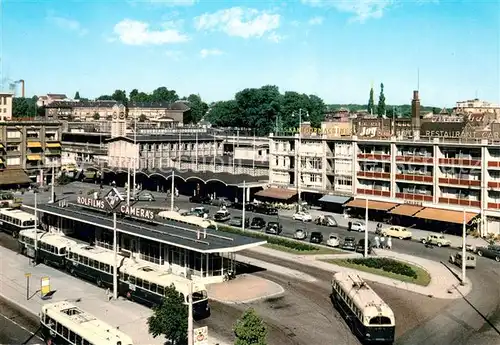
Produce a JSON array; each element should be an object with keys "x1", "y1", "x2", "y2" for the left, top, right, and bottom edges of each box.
[
  {"x1": 83, "y1": 257, "x2": 89, "y2": 265},
  {"x1": 6, "y1": 157, "x2": 21, "y2": 166},
  {"x1": 7, "y1": 131, "x2": 20, "y2": 139},
  {"x1": 69, "y1": 331, "x2": 76, "y2": 342},
  {"x1": 56, "y1": 322, "x2": 62, "y2": 334},
  {"x1": 62, "y1": 326, "x2": 69, "y2": 338},
  {"x1": 369, "y1": 316, "x2": 392, "y2": 325},
  {"x1": 157, "y1": 285, "x2": 164, "y2": 296}
]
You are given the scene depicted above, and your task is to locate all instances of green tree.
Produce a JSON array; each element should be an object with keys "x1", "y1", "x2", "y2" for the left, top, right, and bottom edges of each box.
[
  {"x1": 12, "y1": 97, "x2": 36, "y2": 117},
  {"x1": 281, "y1": 91, "x2": 310, "y2": 129},
  {"x1": 206, "y1": 100, "x2": 239, "y2": 126},
  {"x1": 148, "y1": 284, "x2": 188, "y2": 345},
  {"x1": 93, "y1": 112, "x2": 100, "y2": 120},
  {"x1": 432, "y1": 107, "x2": 440, "y2": 114},
  {"x1": 184, "y1": 94, "x2": 208, "y2": 124},
  {"x1": 367, "y1": 87, "x2": 375, "y2": 115},
  {"x1": 138, "y1": 114, "x2": 147, "y2": 122},
  {"x1": 129, "y1": 89, "x2": 139, "y2": 102},
  {"x1": 233, "y1": 308, "x2": 267, "y2": 345},
  {"x1": 377, "y1": 83, "x2": 386, "y2": 117},
  {"x1": 74, "y1": 91, "x2": 80, "y2": 100},
  {"x1": 97, "y1": 95, "x2": 113, "y2": 100},
  {"x1": 111, "y1": 90, "x2": 128, "y2": 105},
  {"x1": 151, "y1": 87, "x2": 178, "y2": 103},
  {"x1": 307, "y1": 94, "x2": 326, "y2": 128}
]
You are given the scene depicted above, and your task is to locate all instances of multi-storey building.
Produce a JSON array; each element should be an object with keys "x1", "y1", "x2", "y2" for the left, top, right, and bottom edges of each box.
[
  {"x1": 454, "y1": 98, "x2": 500, "y2": 116},
  {"x1": 45, "y1": 100, "x2": 125, "y2": 122},
  {"x1": 127, "y1": 102, "x2": 189, "y2": 123},
  {"x1": 36, "y1": 94, "x2": 69, "y2": 107},
  {"x1": 0, "y1": 92, "x2": 13, "y2": 121}
]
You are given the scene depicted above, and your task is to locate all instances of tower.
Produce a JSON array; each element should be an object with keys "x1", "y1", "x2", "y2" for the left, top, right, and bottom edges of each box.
[
  {"x1": 411, "y1": 90, "x2": 421, "y2": 140},
  {"x1": 111, "y1": 106, "x2": 126, "y2": 138}
]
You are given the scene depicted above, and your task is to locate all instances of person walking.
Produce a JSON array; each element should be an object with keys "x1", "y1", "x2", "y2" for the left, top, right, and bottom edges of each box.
[
  {"x1": 387, "y1": 237, "x2": 392, "y2": 250},
  {"x1": 380, "y1": 235, "x2": 386, "y2": 249},
  {"x1": 374, "y1": 235, "x2": 380, "y2": 249}
]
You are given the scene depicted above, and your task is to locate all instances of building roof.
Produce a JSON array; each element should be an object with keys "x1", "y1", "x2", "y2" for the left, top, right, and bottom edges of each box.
[
  {"x1": 23, "y1": 203, "x2": 266, "y2": 253},
  {"x1": 178, "y1": 155, "x2": 269, "y2": 168},
  {"x1": 0, "y1": 169, "x2": 32, "y2": 186},
  {"x1": 46, "y1": 94, "x2": 67, "y2": 98},
  {"x1": 128, "y1": 102, "x2": 190, "y2": 111},
  {"x1": 106, "y1": 134, "x2": 220, "y2": 143}
]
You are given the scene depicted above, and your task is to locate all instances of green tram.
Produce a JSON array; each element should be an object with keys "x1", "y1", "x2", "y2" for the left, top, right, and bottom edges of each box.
[
  {"x1": 331, "y1": 272, "x2": 396, "y2": 344},
  {"x1": 18, "y1": 229, "x2": 77, "y2": 267},
  {"x1": 40, "y1": 300, "x2": 134, "y2": 345},
  {"x1": 0, "y1": 208, "x2": 36, "y2": 238}
]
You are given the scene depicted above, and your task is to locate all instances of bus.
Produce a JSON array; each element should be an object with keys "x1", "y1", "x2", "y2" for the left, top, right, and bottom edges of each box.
[
  {"x1": 65, "y1": 243, "x2": 211, "y2": 319},
  {"x1": 157, "y1": 210, "x2": 217, "y2": 230},
  {"x1": 40, "y1": 301, "x2": 134, "y2": 345},
  {"x1": 18, "y1": 229, "x2": 78, "y2": 267},
  {"x1": 0, "y1": 207, "x2": 36, "y2": 238},
  {"x1": 331, "y1": 272, "x2": 395, "y2": 344}
]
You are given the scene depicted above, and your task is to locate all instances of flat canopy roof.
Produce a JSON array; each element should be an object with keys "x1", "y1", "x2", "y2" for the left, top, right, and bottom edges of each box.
[
  {"x1": 255, "y1": 188, "x2": 297, "y2": 200},
  {"x1": 344, "y1": 199, "x2": 398, "y2": 212},
  {"x1": 318, "y1": 195, "x2": 351, "y2": 204},
  {"x1": 413, "y1": 207, "x2": 478, "y2": 224},
  {"x1": 388, "y1": 204, "x2": 424, "y2": 217},
  {"x1": 23, "y1": 203, "x2": 266, "y2": 254}
]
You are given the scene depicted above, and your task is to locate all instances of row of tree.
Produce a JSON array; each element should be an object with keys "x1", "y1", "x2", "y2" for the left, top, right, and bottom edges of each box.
[{"x1": 148, "y1": 284, "x2": 267, "y2": 345}]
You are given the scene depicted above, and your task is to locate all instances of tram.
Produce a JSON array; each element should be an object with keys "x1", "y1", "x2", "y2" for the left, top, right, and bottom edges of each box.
[{"x1": 0, "y1": 207, "x2": 36, "y2": 238}]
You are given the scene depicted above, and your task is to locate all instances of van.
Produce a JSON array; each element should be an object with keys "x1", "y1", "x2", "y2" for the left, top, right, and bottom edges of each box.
[{"x1": 449, "y1": 252, "x2": 476, "y2": 269}]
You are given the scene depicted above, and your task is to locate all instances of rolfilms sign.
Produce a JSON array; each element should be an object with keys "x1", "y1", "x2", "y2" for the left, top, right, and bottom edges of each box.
[{"x1": 76, "y1": 196, "x2": 155, "y2": 220}]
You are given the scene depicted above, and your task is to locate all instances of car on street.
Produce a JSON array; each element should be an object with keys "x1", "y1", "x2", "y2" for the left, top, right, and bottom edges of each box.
[
  {"x1": 229, "y1": 216, "x2": 250, "y2": 227},
  {"x1": 475, "y1": 244, "x2": 500, "y2": 262},
  {"x1": 250, "y1": 217, "x2": 266, "y2": 229},
  {"x1": 293, "y1": 212, "x2": 312, "y2": 222},
  {"x1": 326, "y1": 233, "x2": 341, "y2": 247},
  {"x1": 421, "y1": 234, "x2": 452, "y2": 247},
  {"x1": 265, "y1": 222, "x2": 282, "y2": 235},
  {"x1": 232, "y1": 202, "x2": 255, "y2": 212},
  {"x1": 254, "y1": 204, "x2": 279, "y2": 215},
  {"x1": 449, "y1": 252, "x2": 477, "y2": 268},
  {"x1": 190, "y1": 206, "x2": 209, "y2": 217},
  {"x1": 309, "y1": 232, "x2": 324, "y2": 244},
  {"x1": 341, "y1": 236, "x2": 356, "y2": 251},
  {"x1": 130, "y1": 192, "x2": 155, "y2": 202},
  {"x1": 347, "y1": 221, "x2": 365, "y2": 232},
  {"x1": 356, "y1": 239, "x2": 373, "y2": 254},
  {"x1": 211, "y1": 197, "x2": 233, "y2": 208},
  {"x1": 382, "y1": 226, "x2": 413, "y2": 240},
  {"x1": 189, "y1": 195, "x2": 211, "y2": 204},
  {"x1": 314, "y1": 215, "x2": 338, "y2": 227},
  {"x1": 458, "y1": 243, "x2": 476, "y2": 252},
  {"x1": 293, "y1": 229, "x2": 308, "y2": 240},
  {"x1": 213, "y1": 210, "x2": 231, "y2": 222}
]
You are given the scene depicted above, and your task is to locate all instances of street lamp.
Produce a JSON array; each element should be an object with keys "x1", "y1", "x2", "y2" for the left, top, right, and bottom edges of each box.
[{"x1": 292, "y1": 109, "x2": 309, "y2": 212}]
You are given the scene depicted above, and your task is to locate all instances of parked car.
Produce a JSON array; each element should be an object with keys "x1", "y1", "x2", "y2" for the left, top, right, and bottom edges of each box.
[
  {"x1": 254, "y1": 204, "x2": 278, "y2": 215},
  {"x1": 265, "y1": 222, "x2": 282, "y2": 235},
  {"x1": 191, "y1": 206, "x2": 209, "y2": 217},
  {"x1": 475, "y1": 244, "x2": 500, "y2": 262},
  {"x1": 213, "y1": 210, "x2": 231, "y2": 222},
  {"x1": 382, "y1": 226, "x2": 413, "y2": 240},
  {"x1": 341, "y1": 236, "x2": 356, "y2": 251},
  {"x1": 449, "y1": 252, "x2": 477, "y2": 268},
  {"x1": 293, "y1": 212, "x2": 312, "y2": 222},
  {"x1": 458, "y1": 243, "x2": 476, "y2": 252},
  {"x1": 189, "y1": 194, "x2": 211, "y2": 204},
  {"x1": 347, "y1": 221, "x2": 365, "y2": 232},
  {"x1": 293, "y1": 229, "x2": 308, "y2": 240},
  {"x1": 232, "y1": 202, "x2": 255, "y2": 212},
  {"x1": 229, "y1": 216, "x2": 250, "y2": 227},
  {"x1": 315, "y1": 215, "x2": 338, "y2": 227},
  {"x1": 130, "y1": 192, "x2": 155, "y2": 202},
  {"x1": 326, "y1": 233, "x2": 341, "y2": 247},
  {"x1": 310, "y1": 232, "x2": 324, "y2": 244},
  {"x1": 250, "y1": 217, "x2": 266, "y2": 229},
  {"x1": 211, "y1": 197, "x2": 233, "y2": 207},
  {"x1": 356, "y1": 239, "x2": 373, "y2": 254},
  {"x1": 421, "y1": 234, "x2": 452, "y2": 247}
]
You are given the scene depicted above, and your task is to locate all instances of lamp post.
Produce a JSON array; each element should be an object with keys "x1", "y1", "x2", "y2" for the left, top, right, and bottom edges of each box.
[
  {"x1": 461, "y1": 208, "x2": 467, "y2": 285},
  {"x1": 132, "y1": 115, "x2": 137, "y2": 197},
  {"x1": 242, "y1": 181, "x2": 246, "y2": 231},
  {"x1": 113, "y1": 212, "x2": 118, "y2": 299},
  {"x1": 187, "y1": 280, "x2": 194, "y2": 345},
  {"x1": 293, "y1": 109, "x2": 308, "y2": 212},
  {"x1": 33, "y1": 188, "x2": 38, "y2": 265},
  {"x1": 364, "y1": 198, "x2": 369, "y2": 258},
  {"x1": 50, "y1": 166, "x2": 55, "y2": 203},
  {"x1": 170, "y1": 170, "x2": 175, "y2": 212}
]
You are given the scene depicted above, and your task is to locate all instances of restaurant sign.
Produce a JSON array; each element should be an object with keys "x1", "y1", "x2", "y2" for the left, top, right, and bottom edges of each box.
[{"x1": 76, "y1": 196, "x2": 155, "y2": 220}]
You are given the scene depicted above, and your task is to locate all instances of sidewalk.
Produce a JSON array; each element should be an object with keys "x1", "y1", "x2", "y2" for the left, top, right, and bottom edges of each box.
[
  {"x1": 0, "y1": 246, "x2": 230, "y2": 345},
  {"x1": 278, "y1": 208, "x2": 489, "y2": 249},
  {"x1": 247, "y1": 245, "x2": 472, "y2": 300}
]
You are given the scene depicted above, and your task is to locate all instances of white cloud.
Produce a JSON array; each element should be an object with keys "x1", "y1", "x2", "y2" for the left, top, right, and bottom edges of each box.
[
  {"x1": 47, "y1": 14, "x2": 88, "y2": 36},
  {"x1": 308, "y1": 16, "x2": 324, "y2": 25},
  {"x1": 165, "y1": 50, "x2": 183, "y2": 60},
  {"x1": 194, "y1": 7, "x2": 281, "y2": 39},
  {"x1": 301, "y1": 0, "x2": 394, "y2": 22},
  {"x1": 268, "y1": 32, "x2": 285, "y2": 43},
  {"x1": 113, "y1": 19, "x2": 189, "y2": 45},
  {"x1": 129, "y1": 0, "x2": 196, "y2": 7},
  {"x1": 200, "y1": 49, "x2": 223, "y2": 58}
]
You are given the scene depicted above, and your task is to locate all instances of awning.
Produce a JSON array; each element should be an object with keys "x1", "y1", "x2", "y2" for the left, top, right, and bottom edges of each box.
[
  {"x1": 255, "y1": 187, "x2": 297, "y2": 200},
  {"x1": 0, "y1": 143, "x2": 4, "y2": 148},
  {"x1": 46, "y1": 143, "x2": 61, "y2": 148},
  {"x1": 26, "y1": 142, "x2": 42, "y2": 148},
  {"x1": 413, "y1": 207, "x2": 478, "y2": 224},
  {"x1": 0, "y1": 169, "x2": 32, "y2": 186},
  {"x1": 344, "y1": 199, "x2": 398, "y2": 211},
  {"x1": 27, "y1": 155, "x2": 41, "y2": 161},
  {"x1": 0, "y1": 158, "x2": 3, "y2": 164},
  {"x1": 318, "y1": 195, "x2": 351, "y2": 204},
  {"x1": 389, "y1": 204, "x2": 424, "y2": 217}
]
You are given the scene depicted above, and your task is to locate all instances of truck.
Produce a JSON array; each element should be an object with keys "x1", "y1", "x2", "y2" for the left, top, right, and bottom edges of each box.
[{"x1": 420, "y1": 234, "x2": 452, "y2": 247}]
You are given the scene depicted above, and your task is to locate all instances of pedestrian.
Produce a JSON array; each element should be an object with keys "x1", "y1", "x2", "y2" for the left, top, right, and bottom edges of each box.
[
  {"x1": 380, "y1": 236, "x2": 386, "y2": 249},
  {"x1": 387, "y1": 237, "x2": 392, "y2": 250},
  {"x1": 374, "y1": 235, "x2": 380, "y2": 248}
]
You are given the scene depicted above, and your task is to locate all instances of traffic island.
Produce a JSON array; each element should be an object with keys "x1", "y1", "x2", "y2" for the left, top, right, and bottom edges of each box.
[{"x1": 321, "y1": 257, "x2": 432, "y2": 287}]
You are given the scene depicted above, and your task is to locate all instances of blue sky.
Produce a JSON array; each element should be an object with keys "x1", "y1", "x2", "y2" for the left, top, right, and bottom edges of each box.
[{"x1": 1, "y1": 0, "x2": 499, "y2": 106}]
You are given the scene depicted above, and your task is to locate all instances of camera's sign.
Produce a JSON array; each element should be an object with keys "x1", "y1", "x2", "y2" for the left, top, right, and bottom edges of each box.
[{"x1": 76, "y1": 193, "x2": 156, "y2": 221}]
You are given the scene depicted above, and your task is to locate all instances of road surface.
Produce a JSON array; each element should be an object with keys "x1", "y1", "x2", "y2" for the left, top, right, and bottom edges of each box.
[{"x1": 0, "y1": 296, "x2": 44, "y2": 345}]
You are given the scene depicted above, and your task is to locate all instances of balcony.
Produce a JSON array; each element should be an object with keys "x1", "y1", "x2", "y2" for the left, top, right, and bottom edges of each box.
[
  {"x1": 357, "y1": 153, "x2": 390, "y2": 161},
  {"x1": 45, "y1": 149, "x2": 62, "y2": 156},
  {"x1": 438, "y1": 197, "x2": 481, "y2": 208},
  {"x1": 488, "y1": 161, "x2": 500, "y2": 168},
  {"x1": 439, "y1": 178, "x2": 481, "y2": 187},
  {"x1": 487, "y1": 202, "x2": 500, "y2": 210},
  {"x1": 357, "y1": 188, "x2": 390, "y2": 197},
  {"x1": 395, "y1": 192, "x2": 433, "y2": 202},
  {"x1": 395, "y1": 173, "x2": 433, "y2": 183},
  {"x1": 488, "y1": 181, "x2": 500, "y2": 189},
  {"x1": 439, "y1": 158, "x2": 481, "y2": 167},
  {"x1": 357, "y1": 171, "x2": 390, "y2": 179},
  {"x1": 395, "y1": 155, "x2": 434, "y2": 164}
]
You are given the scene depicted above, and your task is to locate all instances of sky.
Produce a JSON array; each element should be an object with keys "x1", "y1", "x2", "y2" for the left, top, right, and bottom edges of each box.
[{"x1": 0, "y1": 0, "x2": 499, "y2": 107}]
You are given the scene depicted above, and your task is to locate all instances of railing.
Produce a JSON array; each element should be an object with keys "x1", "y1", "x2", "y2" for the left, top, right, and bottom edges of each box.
[
  {"x1": 357, "y1": 153, "x2": 391, "y2": 161},
  {"x1": 488, "y1": 181, "x2": 500, "y2": 189},
  {"x1": 488, "y1": 161, "x2": 500, "y2": 168},
  {"x1": 438, "y1": 197, "x2": 481, "y2": 208},
  {"x1": 395, "y1": 156, "x2": 434, "y2": 164},
  {"x1": 395, "y1": 173, "x2": 433, "y2": 183},
  {"x1": 140, "y1": 253, "x2": 162, "y2": 265},
  {"x1": 357, "y1": 171, "x2": 391, "y2": 179},
  {"x1": 438, "y1": 177, "x2": 481, "y2": 187},
  {"x1": 357, "y1": 188, "x2": 390, "y2": 197},
  {"x1": 487, "y1": 202, "x2": 500, "y2": 210},
  {"x1": 438, "y1": 158, "x2": 481, "y2": 166},
  {"x1": 395, "y1": 192, "x2": 433, "y2": 202}
]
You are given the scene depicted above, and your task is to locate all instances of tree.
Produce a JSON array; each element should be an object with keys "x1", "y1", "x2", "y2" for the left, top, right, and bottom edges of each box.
[
  {"x1": 432, "y1": 107, "x2": 440, "y2": 114},
  {"x1": 151, "y1": 87, "x2": 178, "y2": 103},
  {"x1": 74, "y1": 91, "x2": 81, "y2": 100},
  {"x1": 367, "y1": 87, "x2": 375, "y2": 115},
  {"x1": 138, "y1": 114, "x2": 147, "y2": 122},
  {"x1": 97, "y1": 95, "x2": 113, "y2": 100},
  {"x1": 184, "y1": 94, "x2": 208, "y2": 124},
  {"x1": 93, "y1": 112, "x2": 100, "y2": 120},
  {"x1": 148, "y1": 284, "x2": 188, "y2": 345},
  {"x1": 129, "y1": 89, "x2": 139, "y2": 102},
  {"x1": 12, "y1": 97, "x2": 36, "y2": 117},
  {"x1": 377, "y1": 83, "x2": 386, "y2": 117},
  {"x1": 206, "y1": 100, "x2": 239, "y2": 127},
  {"x1": 111, "y1": 90, "x2": 128, "y2": 105},
  {"x1": 307, "y1": 94, "x2": 326, "y2": 128},
  {"x1": 233, "y1": 308, "x2": 267, "y2": 345}
]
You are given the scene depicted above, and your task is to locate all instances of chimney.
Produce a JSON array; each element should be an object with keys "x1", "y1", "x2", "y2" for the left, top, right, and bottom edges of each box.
[
  {"x1": 411, "y1": 90, "x2": 421, "y2": 139},
  {"x1": 19, "y1": 80, "x2": 25, "y2": 98}
]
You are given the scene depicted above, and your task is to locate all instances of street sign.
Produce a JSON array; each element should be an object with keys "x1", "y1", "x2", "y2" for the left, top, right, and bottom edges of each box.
[
  {"x1": 104, "y1": 187, "x2": 124, "y2": 211},
  {"x1": 194, "y1": 326, "x2": 208, "y2": 345},
  {"x1": 41, "y1": 277, "x2": 50, "y2": 297}
]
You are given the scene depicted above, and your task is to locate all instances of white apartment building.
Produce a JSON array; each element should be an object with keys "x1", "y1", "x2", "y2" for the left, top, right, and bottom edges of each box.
[{"x1": 0, "y1": 92, "x2": 13, "y2": 121}]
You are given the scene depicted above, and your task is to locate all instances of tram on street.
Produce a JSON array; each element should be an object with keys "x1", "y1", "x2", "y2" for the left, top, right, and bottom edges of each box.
[
  {"x1": 18, "y1": 229, "x2": 77, "y2": 267},
  {"x1": 331, "y1": 272, "x2": 396, "y2": 344},
  {"x1": 0, "y1": 207, "x2": 36, "y2": 238},
  {"x1": 40, "y1": 301, "x2": 134, "y2": 345}
]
